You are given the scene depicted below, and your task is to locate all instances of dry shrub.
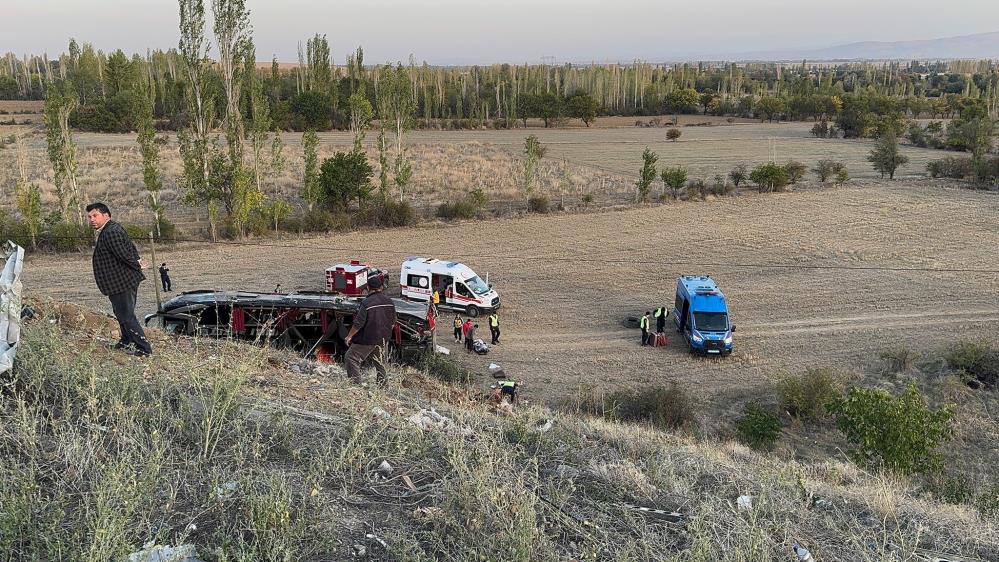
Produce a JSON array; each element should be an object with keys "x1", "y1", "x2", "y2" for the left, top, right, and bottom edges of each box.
[
  {"x1": 775, "y1": 368, "x2": 851, "y2": 421},
  {"x1": 567, "y1": 383, "x2": 697, "y2": 432}
]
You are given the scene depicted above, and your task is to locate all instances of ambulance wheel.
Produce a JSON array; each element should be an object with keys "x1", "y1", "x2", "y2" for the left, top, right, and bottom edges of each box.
[{"x1": 466, "y1": 305, "x2": 480, "y2": 318}]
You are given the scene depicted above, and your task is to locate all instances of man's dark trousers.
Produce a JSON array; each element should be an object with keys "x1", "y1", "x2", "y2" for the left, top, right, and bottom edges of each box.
[
  {"x1": 109, "y1": 287, "x2": 152, "y2": 354},
  {"x1": 490, "y1": 325, "x2": 500, "y2": 344},
  {"x1": 161, "y1": 276, "x2": 171, "y2": 291}
]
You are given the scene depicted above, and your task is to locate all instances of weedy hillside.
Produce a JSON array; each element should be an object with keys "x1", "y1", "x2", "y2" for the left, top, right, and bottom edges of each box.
[{"x1": 1, "y1": 305, "x2": 997, "y2": 561}]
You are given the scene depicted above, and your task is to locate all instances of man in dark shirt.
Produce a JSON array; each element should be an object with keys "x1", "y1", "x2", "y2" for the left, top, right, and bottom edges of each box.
[
  {"x1": 344, "y1": 276, "x2": 397, "y2": 386},
  {"x1": 159, "y1": 263, "x2": 172, "y2": 292},
  {"x1": 87, "y1": 202, "x2": 152, "y2": 356}
]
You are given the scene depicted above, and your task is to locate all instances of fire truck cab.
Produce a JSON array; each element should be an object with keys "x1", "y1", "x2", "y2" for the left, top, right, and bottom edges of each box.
[
  {"x1": 400, "y1": 257, "x2": 501, "y2": 317},
  {"x1": 325, "y1": 260, "x2": 389, "y2": 296}
]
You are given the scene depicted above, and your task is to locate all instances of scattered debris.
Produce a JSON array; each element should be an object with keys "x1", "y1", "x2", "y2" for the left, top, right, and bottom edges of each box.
[
  {"x1": 351, "y1": 544, "x2": 366, "y2": 557},
  {"x1": 127, "y1": 543, "x2": 202, "y2": 562},
  {"x1": 553, "y1": 464, "x2": 581, "y2": 479},
  {"x1": 371, "y1": 407, "x2": 391, "y2": 420},
  {"x1": 736, "y1": 495, "x2": 753, "y2": 511},
  {"x1": 400, "y1": 474, "x2": 417, "y2": 492},
  {"x1": 365, "y1": 533, "x2": 389, "y2": 549},
  {"x1": 793, "y1": 543, "x2": 814, "y2": 561},
  {"x1": 434, "y1": 344, "x2": 451, "y2": 355},
  {"x1": 313, "y1": 363, "x2": 339, "y2": 378},
  {"x1": 377, "y1": 460, "x2": 394, "y2": 476},
  {"x1": 406, "y1": 408, "x2": 451, "y2": 431},
  {"x1": 214, "y1": 481, "x2": 238, "y2": 500},
  {"x1": 413, "y1": 506, "x2": 442, "y2": 519},
  {"x1": 621, "y1": 503, "x2": 684, "y2": 523},
  {"x1": 488, "y1": 363, "x2": 505, "y2": 378},
  {"x1": 536, "y1": 419, "x2": 554, "y2": 433},
  {"x1": 0, "y1": 242, "x2": 24, "y2": 375}
]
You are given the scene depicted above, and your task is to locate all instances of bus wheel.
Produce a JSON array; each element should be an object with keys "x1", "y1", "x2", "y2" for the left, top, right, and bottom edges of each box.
[{"x1": 466, "y1": 305, "x2": 480, "y2": 318}]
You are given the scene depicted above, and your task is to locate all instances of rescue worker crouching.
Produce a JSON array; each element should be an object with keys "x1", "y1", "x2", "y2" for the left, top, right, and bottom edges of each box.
[{"x1": 344, "y1": 276, "x2": 396, "y2": 387}]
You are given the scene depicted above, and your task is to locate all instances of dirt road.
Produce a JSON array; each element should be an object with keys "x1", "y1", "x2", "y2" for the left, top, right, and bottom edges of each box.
[{"x1": 25, "y1": 181, "x2": 999, "y2": 407}]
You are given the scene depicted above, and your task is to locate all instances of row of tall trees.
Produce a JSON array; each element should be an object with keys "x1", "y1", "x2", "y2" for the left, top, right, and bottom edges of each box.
[{"x1": 4, "y1": 44, "x2": 999, "y2": 129}]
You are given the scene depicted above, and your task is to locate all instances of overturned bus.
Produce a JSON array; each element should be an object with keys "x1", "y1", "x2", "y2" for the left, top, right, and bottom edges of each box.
[{"x1": 144, "y1": 290, "x2": 433, "y2": 361}]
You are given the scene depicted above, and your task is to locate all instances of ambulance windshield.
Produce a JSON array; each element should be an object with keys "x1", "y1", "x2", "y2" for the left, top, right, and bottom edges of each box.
[{"x1": 465, "y1": 276, "x2": 490, "y2": 295}]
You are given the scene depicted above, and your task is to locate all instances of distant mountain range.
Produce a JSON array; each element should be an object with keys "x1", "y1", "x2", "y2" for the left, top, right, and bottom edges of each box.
[{"x1": 708, "y1": 31, "x2": 999, "y2": 62}]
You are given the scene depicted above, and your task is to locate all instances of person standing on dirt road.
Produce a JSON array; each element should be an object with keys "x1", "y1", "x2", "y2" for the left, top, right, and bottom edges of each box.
[
  {"x1": 640, "y1": 311, "x2": 651, "y2": 346},
  {"x1": 489, "y1": 311, "x2": 500, "y2": 344},
  {"x1": 87, "y1": 202, "x2": 152, "y2": 357},
  {"x1": 344, "y1": 276, "x2": 396, "y2": 387},
  {"x1": 453, "y1": 314, "x2": 464, "y2": 343},
  {"x1": 654, "y1": 305, "x2": 668, "y2": 333},
  {"x1": 159, "y1": 263, "x2": 172, "y2": 292}
]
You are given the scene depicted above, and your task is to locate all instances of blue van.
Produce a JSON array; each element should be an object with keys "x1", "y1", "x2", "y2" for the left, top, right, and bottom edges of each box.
[{"x1": 673, "y1": 276, "x2": 735, "y2": 355}]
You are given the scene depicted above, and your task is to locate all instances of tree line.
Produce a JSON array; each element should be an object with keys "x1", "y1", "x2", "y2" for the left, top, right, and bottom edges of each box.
[{"x1": 3, "y1": 40, "x2": 999, "y2": 133}]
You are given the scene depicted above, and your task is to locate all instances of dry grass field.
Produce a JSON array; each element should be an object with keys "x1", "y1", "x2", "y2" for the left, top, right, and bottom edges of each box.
[
  {"x1": 25, "y1": 180, "x2": 999, "y2": 414},
  {"x1": 1, "y1": 118, "x2": 946, "y2": 235}
]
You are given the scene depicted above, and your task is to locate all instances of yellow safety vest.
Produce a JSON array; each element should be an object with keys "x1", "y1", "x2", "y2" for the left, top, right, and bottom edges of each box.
[
  {"x1": 432, "y1": 291, "x2": 440, "y2": 304},
  {"x1": 489, "y1": 314, "x2": 499, "y2": 327},
  {"x1": 453, "y1": 317, "x2": 462, "y2": 328},
  {"x1": 654, "y1": 307, "x2": 665, "y2": 318},
  {"x1": 640, "y1": 316, "x2": 649, "y2": 329}
]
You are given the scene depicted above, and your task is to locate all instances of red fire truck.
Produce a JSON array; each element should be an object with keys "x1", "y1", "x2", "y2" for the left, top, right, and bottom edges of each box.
[{"x1": 325, "y1": 260, "x2": 389, "y2": 296}]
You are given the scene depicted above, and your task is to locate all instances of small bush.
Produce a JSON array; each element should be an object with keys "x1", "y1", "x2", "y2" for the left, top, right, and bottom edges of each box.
[
  {"x1": 775, "y1": 368, "x2": 848, "y2": 421},
  {"x1": 686, "y1": 178, "x2": 707, "y2": 200},
  {"x1": 736, "y1": 403, "x2": 782, "y2": 451},
  {"x1": 124, "y1": 223, "x2": 151, "y2": 241},
  {"x1": 581, "y1": 193, "x2": 594, "y2": 206},
  {"x1": 571, "y1": 383, "x2": 697, "y2": 431},
  {"x1": 666, "y1": 128, "x2": 682, "y2": 142},
  {"x1": 834, "y1": 167, "x2": 850, "y2": 186},
  {"x1": 301, "y1": 209, "x2": 345, "y2": 232},
  {"x1": 437, "y1": 189, "x2": 487, "y2": 220},
  {"x1": 829, "y1": 383, "x2": 953, "y2": 475},
  {"x1": 749, "y1": 162, "x2": 789, "y2": 193},
  {"x1": 813, "y1": 159, "x2": 846, "y2": 182},
  {"x1": 48, "y1": 221, "x2": 91, "y2": 252},
  {"x1": 944, "y1": 340, "x2": 999, "y2": 388},
  {"x1": 154, "y1": 216, "x2": 178, "y2": 241},
  {"x1": 784, "y1": 160, "x2": 807, "y2": 184},
  {"x1": 927, "y1": 473, "x2": 975, "y2": 505},
  {"x1": 880, "y1": 345, "x2": 919, "y2": 374},
  {"x1": 728, "y1": 164, "x2": 748, "y2": 187},
  {"x1": 527, "y1": 195, "x2": 550, "y2": 214},
  {"x1": 436, "y1": 199, "x2": 479, "y2": 220},
  {"x1": 421, "y1": 352, "x2": 473, "y2": 384},
  {"x1": 358, "y1": 198, "x2": 416, "y2": 228},
  {"x1": 926, "y1": 156, "x2": 973, "y2": 179}
]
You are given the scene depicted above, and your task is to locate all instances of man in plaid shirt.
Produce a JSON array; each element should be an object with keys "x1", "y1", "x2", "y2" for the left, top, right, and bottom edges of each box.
[{"x1": 87, "y1": 202, "x2": 152, "y2": 356}]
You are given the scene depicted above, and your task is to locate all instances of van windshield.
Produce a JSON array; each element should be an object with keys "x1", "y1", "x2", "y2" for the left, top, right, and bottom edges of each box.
[
  {"x1": 465, "y1": 276, "x2": 490, "y2": 295},
  {"x1": 693, "y1": 312, "x2": 728, "y2": 332}
]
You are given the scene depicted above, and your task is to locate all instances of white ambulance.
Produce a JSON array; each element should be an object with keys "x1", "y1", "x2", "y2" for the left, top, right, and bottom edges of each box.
[{"x1": 400, "y1": 257, "x2": 501, "y2": 317}]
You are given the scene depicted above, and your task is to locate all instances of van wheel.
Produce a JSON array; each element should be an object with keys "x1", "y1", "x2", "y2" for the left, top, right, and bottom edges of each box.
[{"x1": 466, "y1": 305, "x2": 480, "y2": 318}]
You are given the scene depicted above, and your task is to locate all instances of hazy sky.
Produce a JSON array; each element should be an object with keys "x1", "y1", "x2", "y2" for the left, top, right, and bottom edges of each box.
[{"x1": 5, "y1": 0, "x2": 999, "y2": 63}]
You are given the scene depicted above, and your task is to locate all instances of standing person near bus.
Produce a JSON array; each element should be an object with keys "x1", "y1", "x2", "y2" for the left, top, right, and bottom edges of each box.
[
  {"x1": 344, "y1": 276, "x2": 396, "y2": 387},
  {"x1": 453, "y1": 314, "x2": 464, "y2": 343}
]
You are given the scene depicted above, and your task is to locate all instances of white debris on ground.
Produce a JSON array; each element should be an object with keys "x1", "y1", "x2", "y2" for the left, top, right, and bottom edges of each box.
[
  {"x1": 127, "y1": 543, "x2": 202, "y2": 562},
  {"x1": 0, "y1": 242, "x2": 24, "y2": 375}
]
